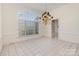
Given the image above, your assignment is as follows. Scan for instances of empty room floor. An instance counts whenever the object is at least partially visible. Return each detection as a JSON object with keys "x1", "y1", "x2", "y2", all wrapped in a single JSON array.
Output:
[{"x1": 1, "y1": 37, "x2": 79, "y2": 56}]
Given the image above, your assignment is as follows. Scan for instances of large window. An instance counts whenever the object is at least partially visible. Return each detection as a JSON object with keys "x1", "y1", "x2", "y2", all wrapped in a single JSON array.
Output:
[{"x1": 17, "y1": 10, "x2": 39, "y2": 36}]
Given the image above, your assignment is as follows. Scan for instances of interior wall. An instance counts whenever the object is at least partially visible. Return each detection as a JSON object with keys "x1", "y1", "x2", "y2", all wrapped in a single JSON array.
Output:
[
  {"x1": 2, "y1": 4, "x2": 19, "y2": 45},
  {"x1": 0, "y1": 4, "x2": 2, "y2": 53},
  {"x1": 51, "y1": 4, "x2": 79, "y2": 43},
  {"x1": 3, "y1": 3, "x2": 79, "y2": 45},
  {"x1": 2, "y1": 4, "x2": 44, "y2": 45}
]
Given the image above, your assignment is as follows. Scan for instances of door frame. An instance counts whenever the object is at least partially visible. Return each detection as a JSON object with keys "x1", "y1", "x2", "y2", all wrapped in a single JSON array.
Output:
[{"x1": 51, "y1": 19, "x2": 59, "y2": 39}]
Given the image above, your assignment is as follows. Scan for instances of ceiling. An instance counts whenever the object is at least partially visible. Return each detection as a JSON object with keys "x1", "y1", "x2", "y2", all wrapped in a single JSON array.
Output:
[{"x1": 16, "y1": 3, "x2": 68, "y2": 11}]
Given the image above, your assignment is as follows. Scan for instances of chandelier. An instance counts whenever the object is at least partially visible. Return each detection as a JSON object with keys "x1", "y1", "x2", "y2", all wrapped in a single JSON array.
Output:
[{"x1": 39, "y1": 11, "x2": 53, "y2": 25}]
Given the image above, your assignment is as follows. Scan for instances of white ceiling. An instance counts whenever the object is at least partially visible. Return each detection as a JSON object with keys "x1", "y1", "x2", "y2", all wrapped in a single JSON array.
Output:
[{"x1": 16, "y1": 3, "x2": 68, "y2": 11}]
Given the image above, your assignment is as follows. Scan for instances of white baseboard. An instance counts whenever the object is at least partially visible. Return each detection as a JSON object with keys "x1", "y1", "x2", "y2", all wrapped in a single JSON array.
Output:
[
  {"x1": 0, "y1": 37, "x2": 2, "y2": 54},
  {"x1": 3, "y1": 34, "x2": 42, "y2": 46},
  {"x1": 59, "y1": 32, "x2": 79, "y2": 44}
]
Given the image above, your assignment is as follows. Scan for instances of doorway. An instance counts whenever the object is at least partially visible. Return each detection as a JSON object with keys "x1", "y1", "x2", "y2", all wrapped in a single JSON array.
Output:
[{"x1": 52, "y1": 19, "x2": 58, "y2": 39}]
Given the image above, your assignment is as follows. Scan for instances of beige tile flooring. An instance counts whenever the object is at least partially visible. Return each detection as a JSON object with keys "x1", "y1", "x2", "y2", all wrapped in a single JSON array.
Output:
[{"x1": 1, "y1": 37, "x2": 79, "y2": 56}]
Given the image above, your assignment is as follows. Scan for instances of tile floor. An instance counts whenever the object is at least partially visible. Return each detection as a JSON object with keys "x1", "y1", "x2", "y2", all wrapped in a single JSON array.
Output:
[{"x1": 0, "y1": 37, "x2": 79, "y2": 56}]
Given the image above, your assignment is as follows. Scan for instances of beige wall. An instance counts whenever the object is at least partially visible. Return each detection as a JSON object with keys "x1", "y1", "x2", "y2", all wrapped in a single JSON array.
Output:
[
  {"x1": 0, "y1": 4, "x2": 2, "y2": 53},
  {"x1": 2, "y1": 3, "x2": 53, "y2": 45},
  {"x1": 2, "y1": 4, "x2": 43, "y2": 45},
  {"x1": 2, "y1": 3, "x2": 79, "y2": 45},
  {"x1": 52, "y1": 4, "x2": 79, "y2": 43},
  {"x1": 2, "y1": 4, "x2": 19, "y2": 45}
]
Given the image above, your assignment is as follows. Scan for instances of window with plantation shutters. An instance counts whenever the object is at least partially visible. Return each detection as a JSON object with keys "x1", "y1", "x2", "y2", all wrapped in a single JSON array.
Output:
[{"x1": 17, "y1": 10, "x2": 39, "y2": 36}]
